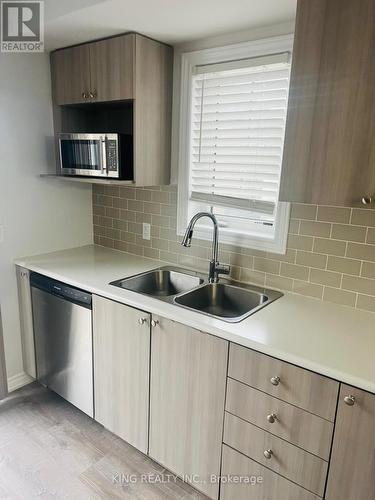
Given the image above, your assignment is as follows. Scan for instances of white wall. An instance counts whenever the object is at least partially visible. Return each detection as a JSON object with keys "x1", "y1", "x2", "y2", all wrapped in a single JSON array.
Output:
[
  {"x1": 170, "y1": 20, "x2": 296, "y2": 183},
  {"x1": 0, "y1": 52, "x2": 93, "y2": 386}
]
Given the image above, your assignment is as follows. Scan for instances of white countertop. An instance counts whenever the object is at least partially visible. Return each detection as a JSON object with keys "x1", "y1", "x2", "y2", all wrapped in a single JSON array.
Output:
[{"x1": 15, "y1": 244, "x2": 375, "y2": 393}]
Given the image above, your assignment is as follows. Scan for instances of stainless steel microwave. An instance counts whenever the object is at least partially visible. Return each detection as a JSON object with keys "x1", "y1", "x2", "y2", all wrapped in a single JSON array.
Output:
[{"x1": 58, "y1": 133, "x2": 133, "y2": 179}]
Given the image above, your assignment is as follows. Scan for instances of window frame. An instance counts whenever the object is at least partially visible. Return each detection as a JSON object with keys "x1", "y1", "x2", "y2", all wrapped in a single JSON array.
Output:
[{"x1": 177, "y1": 34, "x2": 294, "y2": 254}]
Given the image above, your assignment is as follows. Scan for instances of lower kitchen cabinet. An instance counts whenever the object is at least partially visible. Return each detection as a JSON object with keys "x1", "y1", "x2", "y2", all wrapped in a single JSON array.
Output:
[
  {"x1": 16, "y1": 266, "x2": 36, "y2": 378},
  {"x1": 225, "y1": 377, "x2": 333, "y2": 460},
  {"x1": 221, "y1": 445, "x2": 320, "y2": 500},
  {"x1": 149, "y1": 315, "x2": 228, "y2": 500},
  {"x1": 92, "y1": 295, "x2": 150, "y2": 454},
  {"x1": 0, "y1": 308, "x2": 7, "y2": 400},
  {"x1": 223, "y1": 342, "x2": 336, "y2": 499},
  {"x1": 223, "y1": 412, "x2": 328, "y2": 497},
  {"x1": 325, "y1": 384, "x2": 375, "y2": 500}
]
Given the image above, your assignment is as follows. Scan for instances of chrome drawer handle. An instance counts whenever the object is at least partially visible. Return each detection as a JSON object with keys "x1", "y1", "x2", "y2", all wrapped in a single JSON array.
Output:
[
  {"x1": 270, "y1": 376, "x2": 280, "y2": 386},
  {"x1": 361, "y1": 196, "x2": 373, "y2": 205},
  {"x1": 263, "y1": 449, "x2": 273, "y2": 459},
  {"x1": 267, "y1": 413, "x2": 277, "y2": 424},
  {"x1": 344, "y1": 395, "x2": 356, "y2": 406}
]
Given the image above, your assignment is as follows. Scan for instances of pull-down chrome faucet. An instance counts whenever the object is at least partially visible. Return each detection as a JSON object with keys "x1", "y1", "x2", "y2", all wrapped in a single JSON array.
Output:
[{"x1": 181, "y1": 212, "x2": 230, "y2": 283}]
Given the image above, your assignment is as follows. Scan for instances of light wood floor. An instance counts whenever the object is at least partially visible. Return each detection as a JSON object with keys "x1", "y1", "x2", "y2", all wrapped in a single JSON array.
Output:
[{"x1": 0, "y1": 383, "x2": 207, "y2": 500}]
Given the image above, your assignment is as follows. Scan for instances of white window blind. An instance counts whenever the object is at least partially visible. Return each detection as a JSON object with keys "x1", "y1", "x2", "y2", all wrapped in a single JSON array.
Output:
[{"x1": 190, "y1": 52, "x2": 291, "y2": 218}]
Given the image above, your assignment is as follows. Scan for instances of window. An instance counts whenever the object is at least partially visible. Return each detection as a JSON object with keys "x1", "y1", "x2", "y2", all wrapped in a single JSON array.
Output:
[{"x1": 177, "y1": 35, "x2": 293, "y2": 253}]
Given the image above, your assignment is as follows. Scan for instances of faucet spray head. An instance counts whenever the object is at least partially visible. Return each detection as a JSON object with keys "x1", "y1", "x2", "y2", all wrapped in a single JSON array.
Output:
[{"x1": 181, "y1": 228, "x2": 193, "y2": 247}]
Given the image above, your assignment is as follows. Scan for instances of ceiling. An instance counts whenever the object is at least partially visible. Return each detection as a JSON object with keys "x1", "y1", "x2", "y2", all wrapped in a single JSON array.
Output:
[{"x1": 44, "y1": 0, "x2": 297, "y2": 51}]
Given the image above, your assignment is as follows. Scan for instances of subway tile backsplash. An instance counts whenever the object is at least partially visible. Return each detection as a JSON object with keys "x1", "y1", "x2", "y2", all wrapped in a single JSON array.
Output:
[{"x1": 93, "y1": 185, "x2": 375, "y2": 313}]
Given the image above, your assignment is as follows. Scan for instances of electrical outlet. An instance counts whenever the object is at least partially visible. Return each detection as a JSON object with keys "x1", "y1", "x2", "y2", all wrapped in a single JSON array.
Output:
[{"x1": 142, "y1": 223, "x2": 151, "y2": 240}]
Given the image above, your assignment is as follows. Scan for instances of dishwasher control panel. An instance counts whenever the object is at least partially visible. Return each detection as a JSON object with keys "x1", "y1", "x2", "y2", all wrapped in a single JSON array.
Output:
[{"x1": 30, "y1": 272, "x2": 92, "y2": 308}]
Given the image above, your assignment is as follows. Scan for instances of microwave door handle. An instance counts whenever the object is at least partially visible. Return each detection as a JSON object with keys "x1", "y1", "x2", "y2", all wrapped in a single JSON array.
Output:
[
  {"x1": 100, "y1": 137, "x2": 107, "y2": 176},
  {"x1": 76, "y1": 141, "x2": 82, "y2": 171},
  {"x1": 58, "y1": 138, "x2": 64, "y2": 173},
  {"x1": 88, "y1": 140, "x2": 91, "y2": 167}
]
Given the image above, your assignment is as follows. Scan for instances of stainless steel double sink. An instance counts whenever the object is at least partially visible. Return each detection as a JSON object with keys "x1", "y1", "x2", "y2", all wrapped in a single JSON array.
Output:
[{"x1": 110, "y1": 266, "x2": 282, "y2": 323}]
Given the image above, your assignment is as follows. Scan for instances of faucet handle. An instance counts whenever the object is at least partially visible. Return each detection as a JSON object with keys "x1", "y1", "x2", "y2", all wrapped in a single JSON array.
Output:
[
  {"x1": 217, "y1": 263, "x2": 230, "y2": 274},
  {"x1": 209, "y1": 261, "x2": 230, "y2": 282},
  {"x1": 215, "y1": 263, "x2": 231, "y2": 277}
]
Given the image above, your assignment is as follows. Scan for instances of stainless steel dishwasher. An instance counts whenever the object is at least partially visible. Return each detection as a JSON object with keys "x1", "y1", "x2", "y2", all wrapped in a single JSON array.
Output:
[{"x1": 30, "y1": 272, "x2": 94, "y2": 417}]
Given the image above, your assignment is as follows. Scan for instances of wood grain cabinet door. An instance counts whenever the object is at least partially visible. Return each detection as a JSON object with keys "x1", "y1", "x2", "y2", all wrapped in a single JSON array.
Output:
[
  {"x1": 149, "y1": 315, "x2": 228, "y2": 500},
  {"x1": 325, "y1": 384, "x2": 375, "y2": 500},
  {"x1": 280, "y1": 0, "x2": 375, "y2": 206},
  {"x1": 93, "y1": 295, "x2": 150, "y2": 454},
  {"x1": 16, "y1": 266, "x2": 36, "y2": 379},
  {"x1": 133, "y1": 34, "x2": 173, "y2": 186},
  {"x1": 0, "y1": 308, "x2": 7, "y2": 400},
  {"x1": 89, "y1": 34, "x2": 134, "y2": 102},
  {"x1": 50, "y1": 45, "x2": 91, "y2": 105}
]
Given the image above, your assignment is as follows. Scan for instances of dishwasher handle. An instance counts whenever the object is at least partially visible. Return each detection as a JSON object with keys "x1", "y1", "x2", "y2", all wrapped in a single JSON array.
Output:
[{"x1": 30, "y1": 272, "x2": 92, "y2": 309}]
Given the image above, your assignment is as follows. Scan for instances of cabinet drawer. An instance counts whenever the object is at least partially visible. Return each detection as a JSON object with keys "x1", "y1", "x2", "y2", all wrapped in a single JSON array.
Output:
[
  {"x1": 226, "y1": 378, "x2": 333, "y2": 460},
  {"x1": 223, "y1": 412, "x2": 328, "y2": 496},
  {"x1": 229, "y1": 343, "x2": 339, "y2": 421},
  {"x1": 221, "y1": 445, "x2": 321, "y2": 500}
]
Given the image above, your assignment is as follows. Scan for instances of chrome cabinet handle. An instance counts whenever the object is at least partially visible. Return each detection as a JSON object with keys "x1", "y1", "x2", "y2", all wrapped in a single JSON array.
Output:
[
  {"x1": 151, "y1": 319, "x2": 159, "y2": 327},
  {"x1": 344, "y1": 395, "x2": 356, "y2": 406},
  {"x1": 361, "y1": 196, "x2": 373, "y2": 205},
  {"x1": 267, "y1": 413, "x2": 277, "y2": 424},
  {"x1": 263, "y1": 449, "x2": 273, "y2": 459},
  {"x1": 270, "y1": 376, "x2": 280, "y2": 386},
  {"x1": 81, "y1": 91, "x2": 88, "y2": 99},
  {"x1": 89, "y1": 90, "x2": 97, "y2": 99},
  {"x1": 138, "y1": 317, "x2": 147, "y2": 325}
]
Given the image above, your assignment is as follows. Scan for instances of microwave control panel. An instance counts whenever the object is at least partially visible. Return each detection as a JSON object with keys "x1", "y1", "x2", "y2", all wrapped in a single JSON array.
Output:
[{"x1": 106, "y1": 140, "x2": 119, "y2": 171}]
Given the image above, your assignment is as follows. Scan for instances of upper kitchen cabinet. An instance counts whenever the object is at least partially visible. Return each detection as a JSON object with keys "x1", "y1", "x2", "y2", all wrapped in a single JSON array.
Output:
[
  {"x1": 51, "y1": 44, "x2": 91, "y2": 105},
  {"x1": 51, "y1": 33, "x2": 134, "y2": 104},
  {"x1": 89, "y1": 34, "x2": 134, "y2": 102},
  {"x1": 280, "y1": 0, "x2": 375, "y2": 207},
  {"x1": 133, "y1": 35, "x2": 172, "y2": 185}
]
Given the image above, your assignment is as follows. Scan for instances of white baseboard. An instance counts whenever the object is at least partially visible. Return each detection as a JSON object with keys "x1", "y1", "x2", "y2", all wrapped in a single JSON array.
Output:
[{"x1": 7, "y1": 371, "x2": 34, "y2": 392}]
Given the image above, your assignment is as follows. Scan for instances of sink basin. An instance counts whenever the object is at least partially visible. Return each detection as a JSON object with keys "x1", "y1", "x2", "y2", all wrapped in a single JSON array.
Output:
[
  {"x1": 110, "y1": 267, "x2": 204, "y2": 298},
  {"x1": 174, "y1": 282, "x2": 282, "y2": 322},
  {"x1": 110, "y1": 266, "x2": 282, "y2": 322}
]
